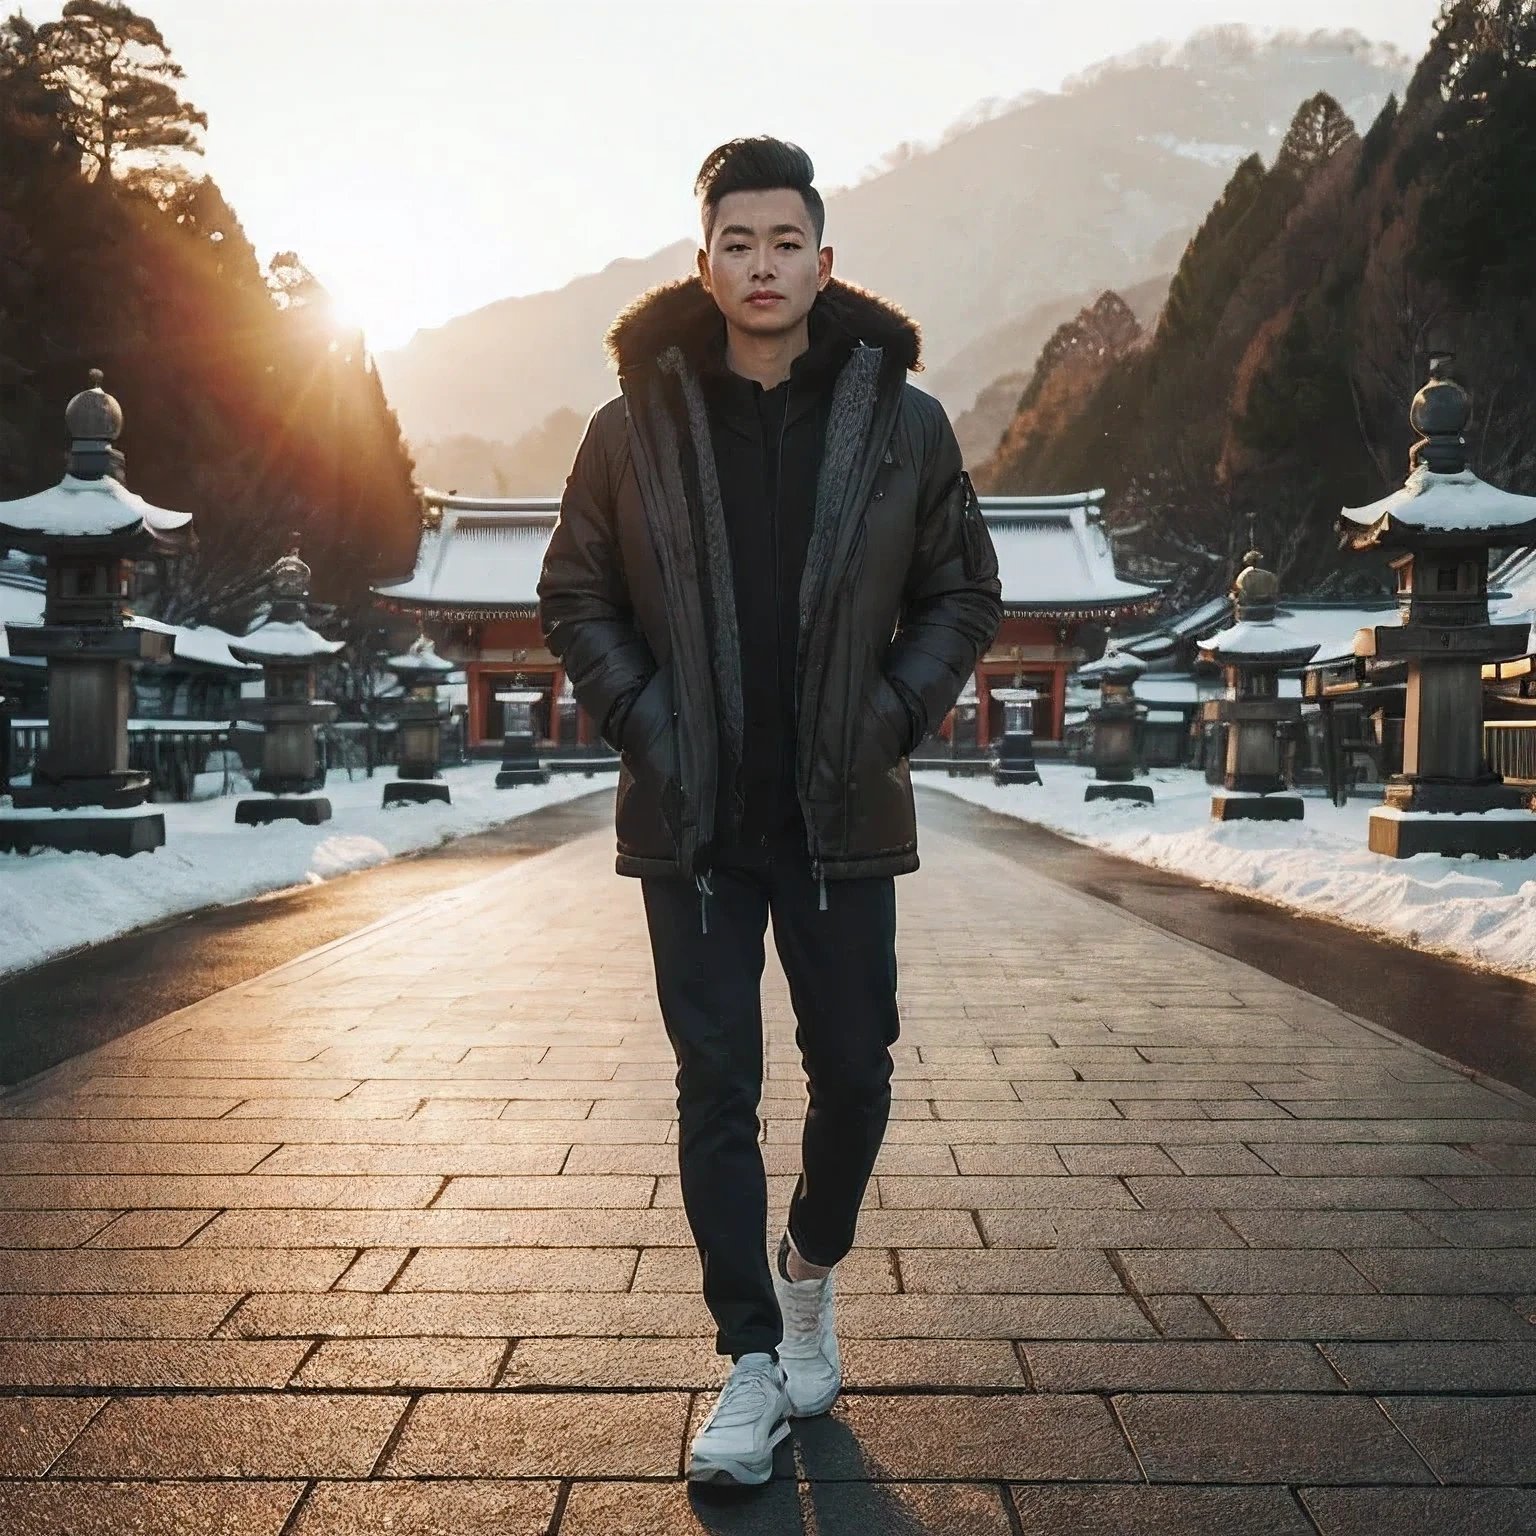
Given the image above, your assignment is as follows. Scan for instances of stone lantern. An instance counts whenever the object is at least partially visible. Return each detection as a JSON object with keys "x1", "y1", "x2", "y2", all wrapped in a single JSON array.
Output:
[
  {"x1": 379, "y1": 632, "x2": 455, "y2": 807},
  {"x1": 230, "y1": 548, "x2": 343, "y2": 825},
  {"x1": 991, "y1": 687, "x2": 1042, "y2": 785},
  {"x1": 494, "y1": 687, "x2": 550, "y2": 787},
  {"x1": 1077, "y1": 646, "x2": 1152, "y2": 803},
  {"x1": 1339, "y1": 359, "x2": 1536, "y2": 858},
  {"x1": 1199, "y1": 551, "x2": 1318, "y2": 821},
  {"x1": 0, "y1": 372, "x2": 193, "y2": 856}
]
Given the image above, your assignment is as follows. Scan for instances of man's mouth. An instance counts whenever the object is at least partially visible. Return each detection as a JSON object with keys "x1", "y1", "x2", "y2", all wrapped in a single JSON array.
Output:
[{"x1": 746, "y1": 292, "x2": 784, "y2": 306}]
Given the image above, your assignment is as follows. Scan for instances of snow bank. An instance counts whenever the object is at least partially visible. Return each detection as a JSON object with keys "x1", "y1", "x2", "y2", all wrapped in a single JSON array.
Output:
[
  {"x1": 922, "y1": 766, "x2": 1536, "y2": 981},
  {"x1": 0, "y1": 764, "x2": 605, "y2": 976}
]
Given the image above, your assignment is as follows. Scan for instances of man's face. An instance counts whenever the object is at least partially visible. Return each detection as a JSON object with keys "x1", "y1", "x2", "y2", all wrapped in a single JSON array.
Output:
[{"x1": 697, "y1": 187, "x2": 832, "y2": 337}]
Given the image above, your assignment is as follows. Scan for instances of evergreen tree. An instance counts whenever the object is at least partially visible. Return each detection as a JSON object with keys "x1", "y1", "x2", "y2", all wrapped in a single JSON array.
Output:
[{"x1": 33, "y1": 0, "x2": 206, "y2": 180}]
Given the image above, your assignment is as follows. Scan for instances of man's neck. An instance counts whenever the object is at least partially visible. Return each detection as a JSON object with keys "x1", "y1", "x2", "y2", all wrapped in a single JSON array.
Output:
[{"x1": 724, "y1": 319, "x2": 810, "y2": 390}]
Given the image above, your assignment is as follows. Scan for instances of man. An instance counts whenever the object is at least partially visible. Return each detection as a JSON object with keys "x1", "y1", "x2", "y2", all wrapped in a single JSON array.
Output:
[{"x1": 538, "y1": 137, "x2": 1001, "y2": 1487}]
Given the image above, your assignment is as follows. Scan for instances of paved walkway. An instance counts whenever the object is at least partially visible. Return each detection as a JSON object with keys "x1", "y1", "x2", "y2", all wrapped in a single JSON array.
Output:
[{"x1": 0, "y1": 796, "x2": 1532, "y2": 1534}]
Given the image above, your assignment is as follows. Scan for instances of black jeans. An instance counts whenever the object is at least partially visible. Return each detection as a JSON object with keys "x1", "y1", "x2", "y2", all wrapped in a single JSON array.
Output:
[{"x1": 641, "y1": 855, "x2": 899, "y2": 1359}]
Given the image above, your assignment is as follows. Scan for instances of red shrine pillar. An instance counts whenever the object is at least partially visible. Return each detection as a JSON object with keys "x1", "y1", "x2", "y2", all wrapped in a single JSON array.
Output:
[{"x1": 976, "y1": 669, "x2": 992, "y2": 751}]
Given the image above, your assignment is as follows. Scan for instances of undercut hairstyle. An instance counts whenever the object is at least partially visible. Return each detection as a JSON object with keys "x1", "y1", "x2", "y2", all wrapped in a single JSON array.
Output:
[{"x1": 695, "y1": 137, "x2": 826, "y2": 245}]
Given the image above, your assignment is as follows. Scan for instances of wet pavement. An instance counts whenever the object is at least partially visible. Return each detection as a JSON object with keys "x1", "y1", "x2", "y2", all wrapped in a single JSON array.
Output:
[{"x1": 0, "y1": 795, "x2": 1531, "y2": 1533}]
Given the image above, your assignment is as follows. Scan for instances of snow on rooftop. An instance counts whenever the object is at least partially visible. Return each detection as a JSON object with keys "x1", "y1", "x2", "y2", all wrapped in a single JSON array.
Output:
[
  {"x1": 130, "y1": 617, "x2": 258, "y2": 673},
  {"x1": 1342, "y1": 465, "x2": 1536, "y2": 538},
  {"x1": 0, "y1": 474, "x2": 191, "y2": 542},
  {"x1": 0, "y1": 573, "x2": 44, "y2": 662},
  {"x1": 376, "y1": 500, "x2": 558, "y2": 614},
  {"x1": 981, "y1": 495, "x2": 1157, "y2": 614},
  {"x1": 1200, "y1": 614, "x2": 1321, "y2": 666}
]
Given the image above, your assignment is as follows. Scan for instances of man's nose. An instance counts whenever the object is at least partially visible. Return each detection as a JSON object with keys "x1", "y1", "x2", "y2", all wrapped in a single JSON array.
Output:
[{"x1": 750, "y1": 252, "x2": 777, "y2": 281}]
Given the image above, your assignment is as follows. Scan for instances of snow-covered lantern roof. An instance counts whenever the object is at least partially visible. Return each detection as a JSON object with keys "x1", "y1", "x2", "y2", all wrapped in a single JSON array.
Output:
[
  {"x1": 0, "y1": 372, "x2": 193, "y2": 556},
  {"x1": 386, "y1": 632, "x2": 457, "y2": 690},
  {"x1": 228, "y1": 549, "x2": 344, "y2": 666},
  {"x1": 1076, "y1": 643, "x2": 1145, "y2": 688},
  {"x1": 1339, "y1": 361, "x2": 1536, "y2": 552},
  {"x1": 1199, "y1": 551, "x2": 1320, "y2": 670}
]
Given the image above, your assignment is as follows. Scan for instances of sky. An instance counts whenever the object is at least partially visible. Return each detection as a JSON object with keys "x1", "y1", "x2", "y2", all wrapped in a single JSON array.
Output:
[{"x1": 18, "y1": 0, "x2": 1444, "y2": 350}]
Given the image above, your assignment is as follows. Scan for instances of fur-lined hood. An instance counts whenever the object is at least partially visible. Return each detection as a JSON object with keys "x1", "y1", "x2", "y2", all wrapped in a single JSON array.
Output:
[{"x1": 606, "y1": 275, "x2": 921, "y2": 379}]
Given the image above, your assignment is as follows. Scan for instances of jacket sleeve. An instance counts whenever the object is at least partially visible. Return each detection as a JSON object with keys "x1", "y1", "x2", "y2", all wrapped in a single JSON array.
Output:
[
  {"x1": 885, "y1": 401, "x2": 1003, "y2": 749},
  {"x1": 537, "y1": 404, "x2": 657, "y2": 750}
]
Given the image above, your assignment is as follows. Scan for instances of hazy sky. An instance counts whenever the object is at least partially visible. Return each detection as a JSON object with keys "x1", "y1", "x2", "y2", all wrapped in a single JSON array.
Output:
[{"x1": 18, "y1": 1, "x2": 1443, "y2": 349}]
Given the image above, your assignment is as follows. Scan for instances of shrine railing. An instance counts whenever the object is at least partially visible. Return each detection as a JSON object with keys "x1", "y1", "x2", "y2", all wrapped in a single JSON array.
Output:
[{"x1": 1485, "y1": 719, "x2": 1536, "y2": 786}]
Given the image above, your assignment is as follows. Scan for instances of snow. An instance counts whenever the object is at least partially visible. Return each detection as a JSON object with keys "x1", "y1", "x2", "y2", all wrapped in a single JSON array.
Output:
[
  {"x1": 921, "y1": 765, "x2": 1536, "y2": 981},
  {"x1": 1342, "y1": 465, "x2": 1536, "y2": 536},
  {"x1": 1200, "y1": 616, "x2": 1319, "y2": 664},
  {"x1": 984, "y1": 498, "x2": 1157, "y2": 611},
  {"x1": 0, "y1": 762, "x2": 605, "y2": 977},
  {"x1": 0, "y1": 475, "x2": 192, "y2": 540},
  {"x1": 229, "y1": 619, "x2": 345, "y2": 661},
  {"x1": 377, "y1": 501, "x2": 557, "y2": 612}
]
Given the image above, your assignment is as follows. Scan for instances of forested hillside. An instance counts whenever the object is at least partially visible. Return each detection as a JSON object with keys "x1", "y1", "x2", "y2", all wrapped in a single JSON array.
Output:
[
  {"x1": 0, "y1": 2, "x2": 420, "y2": 629},
  {"x1": 982, "y1": 0, "x2": 1536, "y2": 608}
]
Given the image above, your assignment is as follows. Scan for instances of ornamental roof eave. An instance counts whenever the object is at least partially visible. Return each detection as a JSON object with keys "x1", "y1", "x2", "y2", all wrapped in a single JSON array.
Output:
[
  {"x1": 228, "y1": 619, "x2": 346, "y2": 663},
  {"x1": 1340, "y1": 466, "x2": 1536, "y2": 547},
  {"x1": 1199, "y1": 618, "x2": 1321, "y2": 667},
  {"x1": 0, "y1": 475, "x2": 193, "y2": 551}
]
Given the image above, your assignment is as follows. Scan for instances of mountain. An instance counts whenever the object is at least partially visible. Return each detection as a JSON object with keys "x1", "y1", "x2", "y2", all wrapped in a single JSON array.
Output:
[
  {"x1": 409, "y1": 409, "x2": 588, "y2": 498},
  {"x1": 979, "y1": 1, "x2": 1536, "y2": 607},
  {"x1": 377, "y1": 27, "x2": 1409, "y2": 449},
  {"x1": 945, "y1": 272, "x2": 1172, "y2": 465}
]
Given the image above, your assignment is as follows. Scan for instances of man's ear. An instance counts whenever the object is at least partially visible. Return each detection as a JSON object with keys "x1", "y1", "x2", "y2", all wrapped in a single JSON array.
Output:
[
  {"x1": 696, "y1": 246, "x2": 711, "y2": 292},
  {"x1": 817, "y1": 245, "x2": 834, "y2": 292}
]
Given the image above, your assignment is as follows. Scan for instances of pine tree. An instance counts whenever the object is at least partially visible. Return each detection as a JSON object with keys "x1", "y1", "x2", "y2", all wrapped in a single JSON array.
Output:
[
  {"x1": 33, "y1": 0, "x2": 206, "y2": 180},
  {"x1": 1274, "y1": 92, "x2": 1359, "y2": 176}
]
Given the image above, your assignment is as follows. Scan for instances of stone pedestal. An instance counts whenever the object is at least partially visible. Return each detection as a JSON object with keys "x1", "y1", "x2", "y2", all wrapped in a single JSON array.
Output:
[
  {"x1": 382, "y1": 779, "x2": 451, "y2": 808},
  {"x1": 234, "y1": 796, "x2": 331, "y2": 827},
  {"x1": 495, "y1": 689, "x2": 550, "y2": 787},
  {"x1": 1368, "y1": 803, "x2": 1536, "y2": 858},
  {"x1": 0, "y1": 806, "x2": 165, "y2": 855},
  {"x1": 1211, "y1": 790, "x2": 1304, "y2": 822}
]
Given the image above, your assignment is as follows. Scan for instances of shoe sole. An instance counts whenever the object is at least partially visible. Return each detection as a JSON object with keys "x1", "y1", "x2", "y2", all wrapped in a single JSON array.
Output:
[{"x1": 687, "y1": 1418, "x2": 791, "y2": 1486}]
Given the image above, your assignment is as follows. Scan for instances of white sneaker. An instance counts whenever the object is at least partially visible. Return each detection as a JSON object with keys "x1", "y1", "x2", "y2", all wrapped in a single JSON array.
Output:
[
  {"x1": 687, "y1": 1352, "x2": 791, "y2": 1486},
  {"x1": 773, "y1": 1237, "x2": 842, "y2": 1417}
]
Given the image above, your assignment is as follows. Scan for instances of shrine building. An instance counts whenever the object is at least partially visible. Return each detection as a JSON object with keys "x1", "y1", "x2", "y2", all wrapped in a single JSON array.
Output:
[{"x1": 375, "y1": 487, "x2": 1156, "y2": 755}]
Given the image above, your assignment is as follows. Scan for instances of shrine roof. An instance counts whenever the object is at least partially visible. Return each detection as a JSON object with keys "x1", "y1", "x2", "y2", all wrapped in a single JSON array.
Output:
[
  {"x1": 374, "y1": 494, "x2": 557, "y2": 618},
  {"x1": 130, "y1": 617, "x2": 259, "y2": 674},
  {"x1": 982, "y1": 492, "x2": 1159, "y2": 617},
  {"x1": 0, "y1": 474, "x2": 192, "y2": 546},
  {"x1": 0, "y1": 570, "x2": 44, "y2": 663},
  {"x1": 376, "y1": 489, "x2": 1157, "y2": 620},
  {"x1": 1200, "y1": 614, "x2": 1321, "y2": 666},
  {"x1": 1341, "y1": 465, "x2": 1536, "y2": 542}
]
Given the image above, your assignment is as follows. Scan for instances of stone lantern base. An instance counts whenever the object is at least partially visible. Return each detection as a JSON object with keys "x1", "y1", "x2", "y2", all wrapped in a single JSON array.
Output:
[
  {"x1": 1367, "y1": 805, "x2": 1536, "y2": 859},
  {"x1": 383, "y1": 780, "x2": 452, "y2": 808},
  {"x1": 1211, "y1": 791, "x2": 1305, "y2": 823},
  {"x1": 1085, "y1": 781, "x2": 1154, "y2": 805},
  {"x1": 0, "y1": 806, "x2": 164, "y2": 857},
  {"x1": 236, "y1": 795, "x2": 332, "y2": 827}
]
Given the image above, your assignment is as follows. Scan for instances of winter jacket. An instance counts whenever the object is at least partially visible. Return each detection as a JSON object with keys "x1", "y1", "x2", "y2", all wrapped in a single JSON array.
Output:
[{"x1": 536, "y1": 276, "x2": 1003, "y2": 885}]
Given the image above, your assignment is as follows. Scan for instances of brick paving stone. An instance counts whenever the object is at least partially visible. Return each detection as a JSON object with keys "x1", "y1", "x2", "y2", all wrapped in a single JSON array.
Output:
[
  {"x1": 1205, "y1": 1294, "x2": 1533, "y2": 1341},
  {"x1": 1410, "y1": 1209, "x2": 1536, "y2": 1246},
  {"x1": 292, "y1": 1337, "x2": 507, "y2": 1388},
  {"x1": 1321, "y1": 1342, "x2": 1536, "y2": 1391},
  {"x1": 1146, "y1": 1295, "x2": 1230, "y2": 1338},
  {"x1": 82, "y1": 1209, "x2": 219, "y2": 1247},
  {"x1": 1127, "y1": 1176, "x2": 1453, "y2": 1210},
  {"x1": 502, "y1": 1336, "x2": 722, "y2": 1389},
  {"x1": 0, "y1": 1396, "x2": 102, "y2": 1475},
  {"x1": 383, "y1": 1391, "x2": 688, "y2": 1477},
  {"x1": 896, "y1": 1247, "x2": 1122, "y2": 1293},
  {"x1": 1010, "y1": 1486, "x2": 1315, "y2": 1536},
  {"x1": 794, "y1": 1393, "x2": 1138, "y2": 1481},
  {"x1": 1026, "y1": 1341, "x2": 1340, "y2": 1393},
  {"x1": 0, "y1": 1481, "x2": 304, "y2": 1536},
  {"x1": 1299, "y1": 1488, "x2": 1536, "y2": 1536},
  {"x1": 557, "y1": 1479, "x2": 805, "y2": 1535},
  {"x1": 803, "y1": 1481, "x2": 1016, "y2": 1535},
  {"x1": 1345, "y1": 1247, "x2": 1536, "y2": 1292},
  {"x1": 395, "y1": 1245, "x2": 640, "y2": 1292},
  {"x1": 1380, "y1": 1396, "x2": 1536, "y2": 1484},
  {"x1": 1252, "y1": 1144, "x2": 1489, "y2": 1176},
  {"x1": 1115, "y1": 1249, "x2": 1374, "y2": 1295},
  {"x1": 1220, "y1": 1211, "x2": 1452, "y2": 1248},
  {"x1": 0, "y1": 1211, "x2": 119, "y2": 1247},
  {"x1": 0, "y1": 1340, "x2": 308, "y2": 1389},
  {"x1": 289, "y1": 1480, "x2": 559, "y2": 1536},
  {"x1": 841, "y1": 1338, "x2": 1026, "y2": 1388},
  {"x1": 0, "y1": 1293, "x2": 237, "y2": 1339},
  {"x1": 0, "y1": 1247, "x2": 352, "y2": 1294},
  {"x1": 1114, "y1": 1393, "x2": 1433, "y2": 1484},
  {"x1": 54, "y1": 1392, "x2": 406, "y2": 1478}
]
